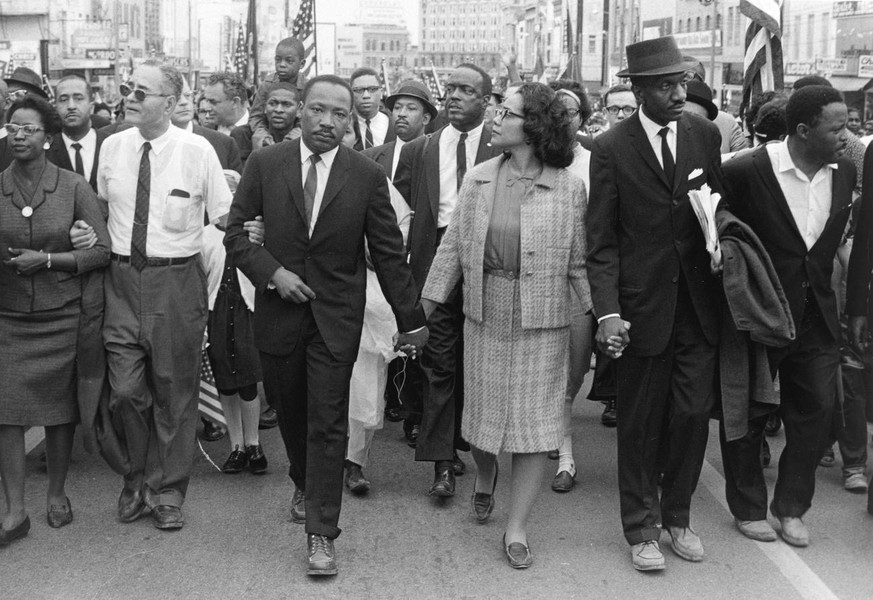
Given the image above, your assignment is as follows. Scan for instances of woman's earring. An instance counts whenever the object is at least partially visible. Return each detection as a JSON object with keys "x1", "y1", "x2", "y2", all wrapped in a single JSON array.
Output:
[{"x1": 43, "y1": 140, "x2": 51, "y2": 150}]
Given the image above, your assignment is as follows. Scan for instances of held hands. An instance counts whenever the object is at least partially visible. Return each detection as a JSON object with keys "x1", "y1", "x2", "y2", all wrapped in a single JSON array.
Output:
[
  {"x1": 270, "y1": 267, "x2": 316, "y2": 303},
  {"x1": 245, "y1": 216, "x2": 265, "y2": 245},
  {"x1": 4, "y1": 248, "x2": 48, "y2": 275},
  {"x1": 849, "y1": 316, "x2": 870, "y2": 354},
  {"x1": 393, "y1": 327, "x2": 430, "y2": 360},
  {"x1": 70, "y1": 220, "x2": 97, "y2": 250},
  {"x1": 595, "y1": 316, "x2": 631, "y2": 359}
]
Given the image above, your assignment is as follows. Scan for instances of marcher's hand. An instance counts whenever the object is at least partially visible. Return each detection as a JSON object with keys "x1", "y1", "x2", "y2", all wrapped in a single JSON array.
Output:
[
  {"x1": 245, "y1": 216, "x2": 265, "y2": 245},
  {"x1": 261, "y1": 136, "x2": 275, "y2": 147},
  {"x1": 849, "y1": 316, "x2": 869, "y2": 353},
  {"x1": 4, "y1": 248, "x2": 48, "y2": 275},
  {"x1": 595, "y1": 317, "x2": 631, "y2": 358},
  {"x1": 270, "y1": 267, "x2": 315, "y2": 303},
  {"x1": 70, "y1": 220, "x2": 97, "y2": 249},
  {"x1": 501, "y1": 48, "x2": 517, "y2": 67},
  {"x1": 223, "y1": 169, "x2": 241, "y2": 194},
  {"x1": 394, "y1": 327, "x2": 429, "y2": 359}
]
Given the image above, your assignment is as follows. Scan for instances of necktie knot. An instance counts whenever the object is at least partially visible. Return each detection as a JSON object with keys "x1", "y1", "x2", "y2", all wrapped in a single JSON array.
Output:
[
  {"x1": 658, "y1": 127, "x2": 670, "y2": 140},
  {"x1": 71, "y1": 142, "x2": 82, "y2": 151},
  {"x1": 142, "y1": 141, "x2": 152, "y2": 154},
  {"x1": 459, "y1": 132, "x2": 468, "y2": 143},
  {"x1": 310, "y1": 153, "x2": 321, "y2": 166}
]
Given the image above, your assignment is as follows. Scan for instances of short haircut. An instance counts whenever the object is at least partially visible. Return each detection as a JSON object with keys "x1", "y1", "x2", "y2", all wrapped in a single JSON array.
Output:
[
  {"x1": 55, "y1": 74, "x2": 93, "y2": 99},
  {"x1": 302, "y1": 74, "x2": 354, "y2": 108},
  {"x1": 350, "y1": 67, "x2": 380, "y2": 85},
  {"x1": 603, "y1": 83, "x2": 633, "y2": 106},
  {"x1": 792, "y1": 75, "x2": 831, "y2": 91},
  {"x1": 549, "y1": 79, "x2": 593, "y2": 123},
  {"x1": 786, "y1": 85, "x2": 844, "y2": 133},
  {"x1": 514, "y1": 82, "x2": 574, "y2": 168},
  {"x1": 93, "y1": 102, "x2": 111, "y2": 115},
  {"x1": 753, "y1": 97, "x2": 788, "y2": 143},
  {"x1": 455, "y1": 63, "x2": 492, "y2": 98},
  {"x1": 847, "y1": 107, "x2": 861, "y2": 116},
  {"x1": 7, "y1": 95, "x2": 64, "y2": 136},
  {"x1": 206, "y1": 71, "x2": 248, "y2": 104},
  {"x1": 276, "y1": 37, "x2": 305, "y2": 58},
  {"x1": 267, "y1": 81, "x2": 300, "y2": 101},
  {"x1": 141, "y1": 59, "x2": 183, "y2": 99},
  {"x1": 745, "y1": 90, "x2": 783, "y2": 135}
]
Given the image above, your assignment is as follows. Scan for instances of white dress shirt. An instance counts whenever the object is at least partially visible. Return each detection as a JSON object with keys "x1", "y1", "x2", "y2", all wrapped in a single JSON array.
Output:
[
  {"x1": 437, "y1": 121, "x2": 484, "y2": 228},
  {"x1": 98, "y1": 124, "x2": 233, "y2": 257},
  {"x1": 300, "y1": 141, "x2": 340, "y2": 236},
  {"x1": 357, "y1": 110, "x2": 390, "y2": 148},
  {"x1": 390, "y1": 138, "x2": 406, "y2": 180},
  {"x1": 62, "y1": 128, "x2": 97, "y2": 179},
  {"x1": 638, "y1": 108, "x2": 677, "y2": 170},
  {"x1": 767, "y1": 140, "x2": 835, "y2": 250}
]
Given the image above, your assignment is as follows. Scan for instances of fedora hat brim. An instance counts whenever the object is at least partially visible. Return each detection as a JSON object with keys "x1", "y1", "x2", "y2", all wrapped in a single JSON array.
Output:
[
  {"x1": 4, "y1": 78, "x2": 47, "y2": 99},
  {"x1": 616, "y1": 58, "x2": 700, "y2": 79}
]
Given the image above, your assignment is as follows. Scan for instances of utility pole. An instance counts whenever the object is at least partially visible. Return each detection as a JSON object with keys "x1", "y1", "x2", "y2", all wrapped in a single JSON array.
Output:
[{"x1": 601, "y1": 0, "x2": 609, "y2": 85}]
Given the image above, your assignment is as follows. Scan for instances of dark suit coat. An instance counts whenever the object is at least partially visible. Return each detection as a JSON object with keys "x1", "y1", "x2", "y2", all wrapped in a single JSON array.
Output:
[
  {"x1": 193, "y1": 123, "x2": 242, "y2": 173},
  {"x1": 393, "y1": 123, "x2": 502, "y2": 292},
  {"x1": 361, "y1": 140, "x2": 398, "y2": 180},
  {"x1": 230, "y1": 125, "x2": 254, "y2": 167},
  {"x1": 224, "y1": 139, "x2": 426, "y2": 363},
  {"x1": 723, "y1": 145, "x2": 856, "y2": 342},
  {"x1": 0, "y1": 137, "x2": 13, "y2": 172},
  {"x1": 847, "y1": 143, "x2": 873, "y2": 319},
  {"x1": 46, "y1": 127, "x2": 108, "y2": 191},
  {"x1": 586, "y1": 111, "x2": 724, "y2": 357},
  {"x1": 352, "y1": 107, "x2": 396, "y2": 151}
]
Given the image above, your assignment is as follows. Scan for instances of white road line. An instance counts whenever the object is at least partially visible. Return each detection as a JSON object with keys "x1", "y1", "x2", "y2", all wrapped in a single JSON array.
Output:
[
  {"x1": 25, "y1": 426, "x2": 45, "y2": 454},
  {"x1": 699, "y1": 460, "x2": 841, "y2": 600}
]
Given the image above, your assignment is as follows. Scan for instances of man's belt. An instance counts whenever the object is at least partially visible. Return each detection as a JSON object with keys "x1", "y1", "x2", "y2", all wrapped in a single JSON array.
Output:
[{"x1": 110, "y1": 252, "x2": 197, "y2": 267}]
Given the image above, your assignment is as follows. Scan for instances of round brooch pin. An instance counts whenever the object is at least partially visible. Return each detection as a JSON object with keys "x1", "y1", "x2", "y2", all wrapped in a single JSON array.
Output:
[{"x1": 21, "y1": 206, "x2": 33, "y2": 218}]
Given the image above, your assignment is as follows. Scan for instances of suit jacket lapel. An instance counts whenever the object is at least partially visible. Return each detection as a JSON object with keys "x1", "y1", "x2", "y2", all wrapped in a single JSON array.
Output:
[
  {"x1": 472, "y1": 158, "x2": 500, "y2": 251},
  {"x1": 753, "y1": 146, "x2": 807, "y2": 247},
  {"x1": 829, "y1": 163, "x2": 850, "y2": 220},
  {"x1": 673, "y1": 119, "x2": 693, "y2": 193},
  {"x1": 627, "y1": 114, "x2": 671, "y2": 190},
  {"x1": 283, "y1": 140, "x2": 307, "y2": 226},
  {"x1": 49, "y1": 138, "x2": 74, "y2": 172},
  {"x1": 425, "y1": 128, "x2": 443, "y2": 222},
  {"x1": 475, "y1": 126, "x2": 495, "y2": 164},
  {"x1": 318, "y1": 145, "x2": 349, "y2": 219}
]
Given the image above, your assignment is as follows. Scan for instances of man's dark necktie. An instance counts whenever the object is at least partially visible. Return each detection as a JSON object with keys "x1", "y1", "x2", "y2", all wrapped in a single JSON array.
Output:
[
  {"x1": 71, "y1": 142, "x2": 85, "y2": 177},
  {"x1": 304, "y1": 154, "x2": 321, "y2": 233},
  {"x1": 130, "y1": 142, "x2": 151, "y2": 270},
  {"x1": 456, "y1": 132, "x2": 468, "y2": 191},
  {"x1": 365, "y1": 118, "x2": 374, "y2": 149},
  {"x1": 658, "y1": 127, "x2": 675, "y2": 185}
]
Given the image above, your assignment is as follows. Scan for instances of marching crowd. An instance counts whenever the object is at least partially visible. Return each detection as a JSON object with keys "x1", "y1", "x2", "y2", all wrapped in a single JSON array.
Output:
[{"x1": 0, "y1": 32, "x2": 872, "y2": 580}]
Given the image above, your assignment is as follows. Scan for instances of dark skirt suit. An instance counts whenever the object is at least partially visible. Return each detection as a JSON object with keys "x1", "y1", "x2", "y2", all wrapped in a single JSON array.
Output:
[{"x1": 0, "y1": 163, "x2": 110, "y2": 425}]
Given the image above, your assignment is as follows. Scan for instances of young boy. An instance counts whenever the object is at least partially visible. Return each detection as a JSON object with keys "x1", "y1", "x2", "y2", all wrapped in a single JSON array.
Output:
[{"x1": 248, "y1": 37, "x2": 307, "y2": 148}]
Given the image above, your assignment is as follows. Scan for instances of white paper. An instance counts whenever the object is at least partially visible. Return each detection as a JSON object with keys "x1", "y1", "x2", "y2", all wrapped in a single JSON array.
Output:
[{"x1": 688, "y1": 184, "x2": 722, "y2": 272}]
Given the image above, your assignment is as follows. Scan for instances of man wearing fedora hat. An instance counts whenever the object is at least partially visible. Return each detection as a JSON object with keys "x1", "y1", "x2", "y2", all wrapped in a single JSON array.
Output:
[
  {"x1": 4, "y1": 66, "x2": 48, "y2": 101},
  {"x1": 586, "y1": 35, "x2": 725, "y2": 571}
]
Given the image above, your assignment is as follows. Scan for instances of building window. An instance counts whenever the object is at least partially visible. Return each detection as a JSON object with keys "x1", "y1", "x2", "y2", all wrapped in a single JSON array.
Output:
[
  {"x1": 820, "y1": 13, "x2": 829, "y2": 56},
  {"x1": 588, "y1": 34, "x2": 597, "y2": 53},
  {"x1": 696, "y1": 17, "x2": 701, "y2": 31}
]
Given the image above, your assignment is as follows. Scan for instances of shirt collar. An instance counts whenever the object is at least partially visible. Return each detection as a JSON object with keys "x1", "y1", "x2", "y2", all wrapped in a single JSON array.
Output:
[
  {"x1": 135, "y1": 123, "x2": 177, "y2": 155},
  {"x1": 638, "y1": 108, "x2": 677, "y2": 140},
  {"x1": 775, "y1": 139, "x2": 837, "y2": 178},
  {"x1": 446, "y1": 120, "x2": 484, "y2": 143},
  {"x1": 300, "y1": 139, "x2": 339, "y2": 171},
  {"x1": 62, "y1": 128, "x2": 96, "y2": 149},
  {"x1": 235, "y1": 110, "x2": 249, "y2": 129}
]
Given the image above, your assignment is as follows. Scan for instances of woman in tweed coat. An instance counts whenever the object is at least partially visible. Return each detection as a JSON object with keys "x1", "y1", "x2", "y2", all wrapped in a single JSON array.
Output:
[{"x1": 421, "y1": 83, "x2": 590, "y2": 569}]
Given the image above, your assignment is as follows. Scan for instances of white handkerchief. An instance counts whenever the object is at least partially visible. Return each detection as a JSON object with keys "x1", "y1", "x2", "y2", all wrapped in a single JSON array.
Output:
[{"x1": 688, "y1": 168, "x2": 703, "y2": 180}]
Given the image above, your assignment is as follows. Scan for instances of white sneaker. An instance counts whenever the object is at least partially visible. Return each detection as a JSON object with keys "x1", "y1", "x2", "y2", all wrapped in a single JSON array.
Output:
[{"x1": 844, "y1": 472, "x2": 868, "y2": 493}]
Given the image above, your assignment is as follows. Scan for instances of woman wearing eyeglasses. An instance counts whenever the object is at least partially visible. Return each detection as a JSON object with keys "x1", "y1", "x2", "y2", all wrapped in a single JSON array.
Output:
[
  {"x1": 421, "y1": 83, "x2": 590, "y2": 569},
  {"x1": 0, "y1": 95, "x2": 109, "y2": 546}
]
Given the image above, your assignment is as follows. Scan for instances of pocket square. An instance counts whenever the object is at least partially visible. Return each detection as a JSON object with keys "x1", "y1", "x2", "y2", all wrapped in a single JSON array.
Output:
[{"x1": 688, "y1": 168, "x2": 703, "y2": 180}]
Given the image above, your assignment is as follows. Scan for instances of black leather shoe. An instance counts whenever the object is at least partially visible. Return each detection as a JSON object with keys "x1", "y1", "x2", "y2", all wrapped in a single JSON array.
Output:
[
  {"x1": 430, "y1": 465, "x2": 456, "y2": 497},
  {"x1": 0, "y1": 515, "x2": 30, "y2": 547},
  {"x1": 503, "y1": 534, "x2": 533, "y2": 569},
  {"x1": 452, "y1": 451, "x2": 466, "y2": 476},
  {"x1": 222, "y1": 446, "x2": 248, "y2": 473},
  {"x1": 246, "y1": 444, "x2": 268, "y2": 475},
  {"x1": 47, "y1": 497, "x2": 73, "y2": 528},
  {"x1": 547, "y1": 449, "x2": 559, "y2": 460},
  {"x1": 405, "y1": 422, "x2": 420, "y2": 448},
  {"x1": 117, "y1": 488, "x2": 147, "y2": 523},
  {"x1": 384, "y1": 406, "x2": 403, "y2": 422},
  {"x1": 472, "y1": 464, "x2": 498, "y2": 523},
  {"x1": 764, "y1": 414, "x2": 781, "y2": 436},
  {"x1": 600, "y1": 399, "x2": 617, "y2": 427},
  {"x1": 344, "y1": 461, "x2": 371, "y2": 494},
  {"x1": 258, "y1": 407, "x2": 278, "y2": 430},
  {"x1": 307, "y1": 534, "x2": 338, "y2": 576},
  {"x1": 290, "y1": 487, "x2": 306, "y2": 524},
  {"x1": 551, "y1": 470, "x2": 575, "y2": 493},
  {"x1": 152, "y1": 505, "x2": 184, "y2": 530},
  {"x1": 200, "y1": 418, "x2": 226, "y2": 442}
]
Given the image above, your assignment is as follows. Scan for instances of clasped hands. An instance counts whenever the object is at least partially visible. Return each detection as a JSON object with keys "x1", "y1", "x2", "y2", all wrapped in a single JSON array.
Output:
[
  {"x1": 392, "y1": 328, "x2": 429, "y2": 360},
  {"x1": 849, "y1": 316, "x2": 870, "y2": 355},
  {"x1": 595, "y1": 316, "x2": 631, "y2": 359}
]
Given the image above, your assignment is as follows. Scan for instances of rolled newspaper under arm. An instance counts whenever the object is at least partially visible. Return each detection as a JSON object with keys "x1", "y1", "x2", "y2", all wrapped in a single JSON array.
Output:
[{"x1": 688, "y1": 183, "x2": 722, "y2": 273}]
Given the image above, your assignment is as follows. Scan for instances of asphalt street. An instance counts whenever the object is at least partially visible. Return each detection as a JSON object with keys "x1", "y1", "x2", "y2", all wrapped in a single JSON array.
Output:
[{"x1": 2, "y1": 376, "x2": 872, "y2": 600}]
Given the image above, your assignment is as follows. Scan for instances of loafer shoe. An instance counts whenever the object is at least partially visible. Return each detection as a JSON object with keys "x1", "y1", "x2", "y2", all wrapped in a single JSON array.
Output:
[
  {"x1": 452, "y1": 451, "x2": 466, "y2": 476},
  {"x1": 117, "y1": 488, "x2": 147, "y2": 523},
  {"x1": 344, "y1": 461, "x2": 371, "y2": 494},
  {"x1": 200, "y1": 418, "x2": 226, "y2": 442},
  {"x1": 631, "y1": 540, "x2": 665, "y2": 571},
  {"x1": 734, "y1": 518, "x2": 777, "y2": 542},
  {"x1": 290, "y1": 487, "x2": 306, "y2": 524},
  {"x1": 246, "y1": 444, "x2": 268, "y2": 475},
  {"x1": 551, "y1": 470, "x2": 575, "y2": 493},
  {"x1": 221, "y1": 446, "x2": 248, "y2": 474},
  {"x1": 152, "y1": 505, "x2": 184, "y2": 530},
  {"x1": 258, "y1": 407, "x2": 278, "y2": 430},
  {"x1": 47, "y1": 497, "x2": 73, "y2": 529},
  {"x1": 503, "y1": 534, "x2": 533, "y2": 569},
  {"x1": 844, "y1": 472, "x2": 868, "y2": 493},
  {"x1": 777, "y1": 516, "x2": 809, "y2": 547},
  {"x1": 307, "y1": 534, "x2": 338, "y2": 576},
  {"x1": 667, "y1": 526, "x2": 704, "y2": 562},
  {"x1": 0, "y1": 515, "x2": 30, "y2": 547},
  {"x1": 601, "y1": 399, "x2": 617, "y2": 427},
  {"x1": 471, "y1": 464, "x2": 498, "y2": 523},
  {"x1": 429, "y1": 466, "x2": 455, "y2": 497}
]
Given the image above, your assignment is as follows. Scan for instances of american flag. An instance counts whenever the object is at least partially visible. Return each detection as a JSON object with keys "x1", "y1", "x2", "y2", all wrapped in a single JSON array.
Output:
[
  {"x1": 421, "y1": 62, "x2": 443, "y2": 104},
  {"x1": 4, "y1": 57, "x2": 14, "y2": 78},
  {"x1": 741, "y1": 0, "x2": 784, "y2": 104},
  {"x1": 199, "y1": 348, "x2": 226, "y2": 426},
  {"x1": 292, "y1": 0, "x2": 316, "y2": 76},
  {"x1": 42, "y1": 74, "x2": 55, "y2": 102},
  {"x1": 233, "y1": 20, "x2": 249, "y2": 81}
]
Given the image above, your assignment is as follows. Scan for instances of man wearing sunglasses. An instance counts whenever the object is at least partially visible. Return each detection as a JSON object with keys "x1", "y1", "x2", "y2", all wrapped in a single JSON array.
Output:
[
  {"x1": 96, "y1": 61, "x2": 233, "y2": 532},
  {"x1": 349, "y1": 67, "x2": 395, "y2": 151}
]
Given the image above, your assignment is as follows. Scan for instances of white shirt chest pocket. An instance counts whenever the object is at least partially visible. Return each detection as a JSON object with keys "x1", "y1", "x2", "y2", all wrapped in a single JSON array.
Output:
[{"x1": 161, "y1": 188, "x2": 201, "y2": 232}]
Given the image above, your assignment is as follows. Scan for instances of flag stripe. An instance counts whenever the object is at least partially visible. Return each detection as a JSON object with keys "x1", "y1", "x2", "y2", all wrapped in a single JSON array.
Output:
[{"x1": 740, "y1": 0, "x2": 782, "y2": 36}]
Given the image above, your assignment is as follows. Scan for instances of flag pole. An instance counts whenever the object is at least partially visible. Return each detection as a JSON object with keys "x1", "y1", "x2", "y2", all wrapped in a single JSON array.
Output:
[
  {"x1": 249, "y1": 0, "x2": 259, "y2": 85},
  {"x1": 312, "y1": 0, "x2": 319, "y2": 76}
]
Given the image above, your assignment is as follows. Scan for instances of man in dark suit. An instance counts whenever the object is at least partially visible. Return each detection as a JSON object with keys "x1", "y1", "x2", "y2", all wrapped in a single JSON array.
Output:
[
  {"x1": 586, "y1": 37, "x2": 724, "y2": 572},
  {"x1": 224, "y1": 75, "x2": 428, "y2": 577},
  {"x1": 350, "y1": 67, "x2": 395, "y2": 151},
  {"x1": 721, "y1": 85, "x2": 856, "y2": 547},
  {"x1": 171, "y1": 77, "x2": 242, "y2": 174},
  {"x1": 46, "y1": 75, "x2": 107, "y2": 192},
  {"x1": 393, "y1": 63, "x2": 502, "y2": 498}
]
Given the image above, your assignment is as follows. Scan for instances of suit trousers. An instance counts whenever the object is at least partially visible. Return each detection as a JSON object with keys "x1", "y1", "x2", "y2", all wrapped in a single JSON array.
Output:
[
  {"x1": 721, "y1": 304, "x2": 838, "y2": 520},
  {"x1": 260, "y1": 306, "x2": 354, "y2": 540},
  {"x1": 103, "y1": 260, "x2": 208, "y2": 508},
  {"x1": 822, "y1": 363, "x2": 868, "y2": 474},
  {"x1": 415, "y1": 279, "x2": 465, "y2": 463},
  {"x1": 615, "y1": 282, "x2": 716, "y2": 545}
]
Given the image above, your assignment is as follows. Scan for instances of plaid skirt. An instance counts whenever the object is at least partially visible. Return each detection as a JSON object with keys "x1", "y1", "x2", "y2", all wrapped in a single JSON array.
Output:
[{"x1": 462, "y1": 273, "x2": 568, "y2": 454}]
